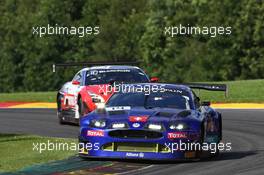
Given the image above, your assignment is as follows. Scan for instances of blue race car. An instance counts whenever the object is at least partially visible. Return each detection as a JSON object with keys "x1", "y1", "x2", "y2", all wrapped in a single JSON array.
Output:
[{"x1": 79, "y1": 83, "x2": 226, "y2": 160}]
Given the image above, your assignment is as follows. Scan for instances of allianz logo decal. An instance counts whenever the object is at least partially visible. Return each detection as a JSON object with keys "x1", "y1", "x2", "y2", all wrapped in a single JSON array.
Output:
[{"x1": 126, "y1": 152, "x2": 144, "y2": 158}]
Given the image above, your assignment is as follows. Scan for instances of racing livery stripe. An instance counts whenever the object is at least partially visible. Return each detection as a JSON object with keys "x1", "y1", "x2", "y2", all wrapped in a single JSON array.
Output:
[
  {"x1": 0, "y1": 102, "x2": 31, "y2": 108},
  {"x1": 211, "y1": 103, "x2": 264, "y2": 109},
  {"x1": 0, "y1": 102, "x2": 57, "y2": 108}
]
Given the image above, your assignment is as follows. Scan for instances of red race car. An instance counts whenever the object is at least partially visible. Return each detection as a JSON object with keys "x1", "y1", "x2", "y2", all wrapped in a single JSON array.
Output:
[{"x1": 56, "y1": 64, "x2": 157, "y2": 124}]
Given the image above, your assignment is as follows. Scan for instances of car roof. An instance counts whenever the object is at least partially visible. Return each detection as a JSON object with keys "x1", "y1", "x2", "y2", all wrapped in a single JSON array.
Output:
[{"x1": 80, "y1": 65, "x2": 141, "y2": 72}]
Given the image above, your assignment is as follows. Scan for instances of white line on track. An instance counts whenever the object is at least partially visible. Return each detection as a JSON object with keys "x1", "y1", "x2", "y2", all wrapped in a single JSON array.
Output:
[{"x1": 116, "y1": 165, "x2": 154, "y2": 175}]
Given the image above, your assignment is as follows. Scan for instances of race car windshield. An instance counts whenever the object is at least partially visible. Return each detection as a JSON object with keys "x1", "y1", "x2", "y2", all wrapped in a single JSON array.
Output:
[
  {"x1": 107, "y1": 91, "x2": 192, "y2": 110},
  {"x1": 85, "y1": 69, "x2": 149, "y2": 85}
]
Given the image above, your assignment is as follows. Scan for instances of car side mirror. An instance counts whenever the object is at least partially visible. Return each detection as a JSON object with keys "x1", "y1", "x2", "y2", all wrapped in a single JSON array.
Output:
[
  {"x1": 72, "y1": 80, "x2": 80, "y2": 85},
  {"x1": 201, "y1": 101, "x2": 211, "y2": 106},
  {"x1": 150, "y1": 77, "x2": 159, "y2": 82}
]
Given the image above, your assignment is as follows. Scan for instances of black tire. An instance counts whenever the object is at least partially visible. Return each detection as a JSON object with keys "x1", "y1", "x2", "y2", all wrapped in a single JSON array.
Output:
[
  {"x1": 58, "y1": 112, "x2": 66, "y2": 125},
  {"x1": 211, "y1": 115, "x2": 222, "y2": 158},
  {"x1": 197, "y1": 123, "x2": 205, "y2": 159},
  {"x1": 210, "y1": 114, "x2": 222, "y2": 158},
  {"x1": 218, "y1": 113, "x2": 222, "y2": 140},
  {"x1": 199, "y1": 121, "x2": 220, "y2": 159},
  {"x1": 78, "y1": 97, "x2": 85, "y2": 117},
  {"x1": 57, "y1": 94, "x2": 66, "y2": 124},
  {"x1": 78, "y1": 97, "x2": 89, "y2": 125}
]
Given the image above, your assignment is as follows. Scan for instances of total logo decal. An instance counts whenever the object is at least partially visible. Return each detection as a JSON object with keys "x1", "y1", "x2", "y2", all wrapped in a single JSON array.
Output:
[
  {"x1": 87, "y1": 130, "x2": 104, "y2": 137},
  {"x1": 126, "y1": 152, "x2": 144, "y2": 158},
  {"x1": 167, "y1": 132, "x2": 188, "y2": 139}
]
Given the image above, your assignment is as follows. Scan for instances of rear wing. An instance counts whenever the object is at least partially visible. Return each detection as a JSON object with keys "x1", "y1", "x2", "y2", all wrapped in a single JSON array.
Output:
[
  {"x1": 180, "y1": 83, "x2": 228, "y2": 97},
  {"x1": 52, "y1": 61, "x2": 141, "y2": 72}
]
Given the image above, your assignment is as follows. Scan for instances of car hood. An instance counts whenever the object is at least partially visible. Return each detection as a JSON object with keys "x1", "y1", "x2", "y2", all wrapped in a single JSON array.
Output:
[{"x1": 87, "y1": 106, "x2": 200, "y2": 124}]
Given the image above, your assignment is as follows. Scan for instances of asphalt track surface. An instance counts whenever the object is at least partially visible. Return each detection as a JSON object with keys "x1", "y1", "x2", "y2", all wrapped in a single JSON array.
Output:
[{"x1": 0, "y1": 108, "x2": 264, "y2": 175}]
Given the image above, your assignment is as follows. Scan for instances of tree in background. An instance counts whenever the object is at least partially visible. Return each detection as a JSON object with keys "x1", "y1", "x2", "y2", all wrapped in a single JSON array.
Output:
[
  {"x1": 140, "y1": 0, "x2": 264, "y2": 82},
  {"x1": 0, "y1": 0, "x2": 263, "y2": 92}
]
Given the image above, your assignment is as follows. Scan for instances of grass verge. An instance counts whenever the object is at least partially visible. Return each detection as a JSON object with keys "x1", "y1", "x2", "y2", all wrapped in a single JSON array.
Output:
[
  {"x1": 0, "y1": 134, "x2": 77, "y2": 172},
  {"x1": 0, "y1": 91, "x2": 56, "y2": 102},
  {"x1": 195, "y1": 79, "x2": 264, "y2": 103}
]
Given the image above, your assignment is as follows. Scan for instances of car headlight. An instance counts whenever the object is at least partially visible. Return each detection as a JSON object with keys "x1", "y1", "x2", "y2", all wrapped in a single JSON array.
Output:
[
  {"x1": 169, "y1": 123, "x2": 188, "y2": 130},
  {"x1": 97, "y1": 103, "x2": 105, "y2": 109},
  {"x1": 88, "y1": 91, "x2": 105, "y2": 103},
  {"x1": 90, "y1": 120, "x2": 106, "y2": 128},
  {"x1": 147, "y1": 124, "x2": 162, "y2": 131},
  {"x1": 96, "y1": 103, "x2": 106, "y2": 114},
  {"x1": 112, "y1": 123, "x2": 127, "y2": 129}
]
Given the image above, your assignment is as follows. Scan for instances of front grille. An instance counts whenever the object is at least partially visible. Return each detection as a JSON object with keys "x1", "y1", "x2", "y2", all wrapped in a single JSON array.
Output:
[
  {"x1": 108, "y1": 130, "x2": 163, "y2": 139},
  {"x1": 108, "y1": 110, "x2": 127, "y2": 115},
  {"x1": 102, "y1": 142, "x2": 170, "y2": 153}
]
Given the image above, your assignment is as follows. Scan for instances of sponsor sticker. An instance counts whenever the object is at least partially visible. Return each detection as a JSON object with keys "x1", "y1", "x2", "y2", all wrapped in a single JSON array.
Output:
[
  {"x1": 106, "y1": 106, "x2": 131, "y2": 111},
  {"x1": 63, "y1": 94, "x2": 75, "y2": 106},
  {"x1": 126, "y1": 152, "x2": 144, "y2": 158},
  {"x1": 167, "y1": 132, "x2": 188, "y2": 139},
  {"x1": 132, "y1": 123, "x2": 141, "y2": 128},
  {"x1": 129, "y1": 116, "x2": 148, "y2": 122},
  {"x1": 87, "y1": 130, "x2": 104, "y2": 137}
]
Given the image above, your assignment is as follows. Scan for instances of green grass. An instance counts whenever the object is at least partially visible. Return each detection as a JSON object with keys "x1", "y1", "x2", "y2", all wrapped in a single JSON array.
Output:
[
  {"x1": 0, "y1": 79, "x2": 263, "y2": 103},
  {"x1": 0, "y1": 91, "x2": 56, "y2": 102},
  {"x1": 0, "y1": 134, "x2": 77, "y2": 172},
  {"x1": 195, "y1": 79, "x2": 264, "y2": 103}
]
